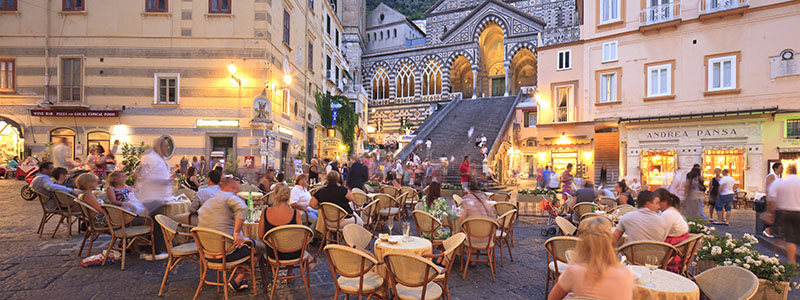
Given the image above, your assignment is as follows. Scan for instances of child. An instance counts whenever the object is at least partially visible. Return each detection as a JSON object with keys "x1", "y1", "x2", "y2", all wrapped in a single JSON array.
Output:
[{"x1": 105, "y1": 171, "x2": 147, "y2": 215}]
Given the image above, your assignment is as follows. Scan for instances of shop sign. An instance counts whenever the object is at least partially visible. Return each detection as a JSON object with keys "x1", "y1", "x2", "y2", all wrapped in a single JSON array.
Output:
[
  {"x1": 322, "y1": 137, "x2": 339, "y2": 148},
  {"x1": 196, "y1": 119, "x2": 239, "y2": 128},
  {"x1": 30, "y1": 109, "x2": 119, "y2": 117},
  {"x1": 641, "y1": 128, "x2": 743, "y2": 140},
  {"x1": 277, "y1": 125, "x2": 293, "y2": 137}
]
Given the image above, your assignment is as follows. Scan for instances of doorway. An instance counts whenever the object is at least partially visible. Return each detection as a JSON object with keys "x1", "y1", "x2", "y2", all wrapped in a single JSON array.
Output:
[
  {"x1": 209, "y1": 136, "x2": 234, "y2": 170},
  {"x1": 491, "y1": 78, "x2": 505, "y2": 96},
  {"x1": 306, "y1": 127, "x2": 314, "y2": 163},
  {"x1": 280, "y1": 141, "x2": 289, "y2": 174}
]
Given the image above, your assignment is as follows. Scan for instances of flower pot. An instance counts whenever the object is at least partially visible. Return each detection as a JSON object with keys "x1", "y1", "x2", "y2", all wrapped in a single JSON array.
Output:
[
  {"x1": 695, "y1": 260, "x2": 718, "y2": 274},
  {"x1": 752, "y1": 279, "x2": 791, "y2": 300}
]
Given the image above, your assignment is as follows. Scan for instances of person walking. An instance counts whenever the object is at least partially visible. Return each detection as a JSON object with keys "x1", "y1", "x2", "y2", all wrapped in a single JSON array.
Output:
[
  {"x1": 715, "y1": 169, "x2": 735, "y2": 225},
  {"x1": 763, "y1": 162, "x2": 783, "y2": 238},
  {"x1": 708, "y1": 168, "x2": 721, "y2": 222},
  {"x1": 179, "y1": 156, "x2": 188, "y2": 175},
  {"x1": 346, "y1": 156, "x2": 368, "y2": 191},
  {"x1": 458, "y1": 156, "x2": 471, "y2": 192},
  {"x1": 769, "y1": 164, "x2": 800, "y2": 263},
  {"x1": 560, "y1": 164, "x2": 575, "y2": 200},
  {"x1": 425, "y1": 138, "x2": 432, "y2": 160},
  {"x1": 52, "y1": 137, "x2": 76, "y2": 170},
  {"x1": 599, "y1": 164, "x2": 608, "y2": 186},
  {"x1": 683, "y1": 168, "x2": 705, "y2": 220}
]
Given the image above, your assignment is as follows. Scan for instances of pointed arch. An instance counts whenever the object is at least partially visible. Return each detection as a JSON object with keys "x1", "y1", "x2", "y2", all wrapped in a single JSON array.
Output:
[
  {"x1": 421, "y1": 58, "x2": 442, "y2": 96},
  {"x1": 371, "y1": 66, "x2": 389, "y2": 100},
  {"x1": 396, "y1": 61, "x2": 415, "y2": 98}
]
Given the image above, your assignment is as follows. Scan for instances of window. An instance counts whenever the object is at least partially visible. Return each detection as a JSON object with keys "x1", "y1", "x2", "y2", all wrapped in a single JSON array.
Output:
[
  {"x1": 708, "y1": 55, "x2": 736, "y2": 91},
  {"x1": 208, "y1": 0, "x2": 230, "y2": 13},
  {"x1": 396, "y1": 62, "x2": 414, "y2": 98},
  {"x1": 335, "y1": 30, "x2": 339, "y2": 47},
  {"x1": 372, "y1": 67, "x2": 389, "y2": 100},
  {"x1": 380, "y1": 32, "x2": 383, "y2": 40},
  {"x1": 145, "y1": 0, "x2": 167, "y2": 12},
  {"x1": 787, "y1": 119, "x2": 800, "y2": 139},
  {"x1": 283, "y1": 10, "x2": 291, "y2": 45},
  {"x1": 335, "y1": 66, "x2": 340, "y2": 85},
  {"x1": 394, "y1": 28, "x2": 397, "y2": 38},
  {"x1": 602, "y1": 41, "x2": 618, "y2": 62},
  {"x1": 557, "y1": 50, "x2": 571, "y2": 70},
  {"x1": 154, "y1": 73, "x2": 179, "y2": 104},
  {"x1": 367, "y1": 34, "x2": 370, "y2": 42},
  {"x1": 647, "y1": 64, "x2": 671, "y2": 97},
  {"x1": 421, "y1": 59, "x2": 442, "y2": 96},
  {"x1": 0, "y1": 0, "x2": 17, "y2": 11},
  {"x1": 50, "y1": 128, "x2": 76, "y2": 159},
  {"x1": 63, "y1": 0, "x2": 84, "y2": 11},
  {"x1": 87, "y1": 131, "x2": 110, "y2": 155},
  {"x1": 600, "y1": 0, "x2": 620, "y2": 23},
  {"x1": 524, "y1": 111, "x2": 538, "y2": 127},
  {"x1": 307, "y1": 42, "x2": 314, "y2": 70},
  {"x1": 60, "y1": 57, "x2": 82, "y2": 102},
  {"x1": 278, "y1": 89, "x2": 289, "y2": 114},
  {"x1": 326, "y1": 15, "x2": 331, "y2": 35},
  {"x1": 599, "y1": 72, "x2": 618, "y2": 102},
  {"x1": 308, "y1": 0, "x2": 313, "y2": 10},
  {"x1": 0, "y1": 59, "x2": 14, "y2": 92},
  {"x1": 554, "y1": 85, "x2": 574, "y2": 123}
]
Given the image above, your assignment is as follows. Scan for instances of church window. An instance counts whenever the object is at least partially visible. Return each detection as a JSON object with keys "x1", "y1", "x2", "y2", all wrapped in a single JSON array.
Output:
[
  {"x1": 396, "y1": 62, "x2": 415, "y2": 98},
  {"x1": 372, "y1": 67, "x2": 389, "y2": 100},
  {"x1": 421, "y1": 59, "x2": 441, "y2": 96}
]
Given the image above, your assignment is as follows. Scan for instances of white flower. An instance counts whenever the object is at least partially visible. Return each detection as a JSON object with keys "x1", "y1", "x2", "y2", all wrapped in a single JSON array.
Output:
[
  {"x1": 735, "y1": 259, "x2": 742, "y2": 264},
  {"x1": 724, "y1": 261, "x2": 733, "y2": 266},
  {"x1": 755, "y1": 260, "x2": 762, "y2": 266},
  {"x1": 745, "y1": 243, "x2": 752, "y2": 247},
  {"x1": 725, "y1": 233, "x2": 733, "y2": 239},
  {"x1": 780, "y1": 265, "x2": 785, "y2": 270},
  {"x1": 711, "y1": 246, "x2": 722, "y2": 255},
  {"x1": 688, "y1": 221, "x2": 696, "y2": 225},
  {"x1": 703, "y1": 246, "x2": 708, "y2": 250},
  {"x1": 743, "y1": 263, "x2": 751, "y2": 269},
  {"x1": 709, "y1": 227, "x2": 716, "y2": 231}
]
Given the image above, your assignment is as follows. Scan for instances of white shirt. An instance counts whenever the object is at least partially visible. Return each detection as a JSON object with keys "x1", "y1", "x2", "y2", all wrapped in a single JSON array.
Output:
[
  {"x1": 660, "y1": 207, "x2": 689, "y2": 237},
  {"x1": 413, "y1": 155, "x2": 420, "y2": 165},
  {"x1": 395, "y1": 162, "x2": 403, "y2": 175},
  {"x1": 289, "y1": 185, "x2": 312, "y2": 207},
  {"x1": 769, "y1": 175, "x2": 800, "y2": 212},
  {"x1": 325, "y1": 164, "x2": 333, "y2": 174},
  {"x1": 718, "y1": 176, "x2": 735, "y2": 196},
  {"x1": 425, "y1": 140, "x2": 431, "y2": 148}
]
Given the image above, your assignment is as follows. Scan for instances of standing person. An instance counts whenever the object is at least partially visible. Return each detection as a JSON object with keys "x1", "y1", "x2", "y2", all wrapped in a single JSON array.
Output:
[
  {"x1": 308, "y1": 158, "x2": 320, "y2": 184},
  {"x1": 346, "y1": 156, "x2": 368, "y2": 191},
  {"x1": 110, "y1": 139, "x2": 121, "y2": 156},
  {"x1": 715, "y1": 169, "x2": 735, "y2": 225},
  {"x1": 191, "y1": 156, "x2": 200, "y2": 175},
  {"x1": 135, "y1": 136, "x2": 174, "y2": 216},
  {"x1": 394, "y1": 159, "x2": 403, "y2": 177},
  {"x1": 458, "y1": 156, "x2": 471, "y2": 192},
  {"x1": 413, "y1": 152, "x2": 421, "y2": 165},
  {"x1": 683, "y1": 168, "x2": 705, "y2": 220},
  {"x1": 198, "y1": 156, "x2": 207, "y2": 176},
  {"x1": 769, "y1": 164, "x2": 800, "y2": 263},
  {"x1": 560, "y1": 164, "x2": 575, "y2": 200},
  {"x1": 542, "y1": 166, "x2": 554, "y2": 190},
  {"x1": 599, "y1": 164, "x2": 608, "y2": 186},
  {"x1": 708, "y1": 168, "x2": 722, "y2": 222},
  {"x1": 763, "y1": 163, "x2": 783, "y2": 238},
  {"x1": 52, "y1": 137, "x2": 76, "y2": 169},
  {"x1": 425, "y1": 138, "x2": 432, "y2": 160},
  {"x1": 92, "y1": 145, "x2": 108, "y2": 180},
  {"x1": 179, "y1": 156, "x2": 188, "y2": 175},
  {"x1": 425, "y1": 161, "x2": 435, "y2": 187}
]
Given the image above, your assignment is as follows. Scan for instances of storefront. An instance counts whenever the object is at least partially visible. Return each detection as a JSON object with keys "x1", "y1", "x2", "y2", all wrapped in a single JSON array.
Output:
[
  {"x1": 640, "y1": 150, "x2": 676, "y2": 189},
  {"x1": 537, "y1": 136, "x2": 594, "y2": 181},
  {"x1": 703, "y1": 148, "x2": 745, "y2": 187},
  {"x1": 0, "y1": 117, "x2": 24, "y2": 163}
]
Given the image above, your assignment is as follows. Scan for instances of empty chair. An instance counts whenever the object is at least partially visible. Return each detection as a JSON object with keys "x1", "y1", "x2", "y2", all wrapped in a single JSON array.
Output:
[
  {"x1": 342, "y1": 223, "x2": 374, "y2": 251},
  {"x1": 35, "y1": 191, "x2": 60, "y2": 237},
  {"x1": 384, "y1": 252, "x2": 443, "y2": 300},
  {"x1": 461, "y1": 217, "x2": 499, "y2": 282},
  {"x1": 489, "y1": 192, "x2": 510, "y2": 203},
  {"x1": 380, "y1": 185, "x2": 399, "y2": 197},
  {"x1": 154, "y1": 214, "x2": 199, "y2": 297},
  {"x1": 694, "y1": 266, "x2": 758, "y2": 300},
  {"x1": 617, "y1": 241, "x2": 678, "y2": 269},
  {"x1": 361, "y1": 200, "x2": 380, "y2": 232},
  {"x1": 614, "y1": 205, "x2": 637, "y2": 217},
  {"x1": 324, "y1": 244, "x2": 385, "y2": 300},
  {"x1": 191, "y1": 227, "x2": 259, "y2": 300},
  {"x1": 544, "y1": 236, "x2": 579, "y2": 295},
  {"x1": 555, "y1": 216, "x2": 576, "y2": 236},
  {"x1": 374, "y1": 194, "x2": 400, "y2": 231},
  {"x1": 352, "y1": 190, "x2": 370, "y2": 213},
  {"x1": 495, "y1": 209, "x2": 517, "y2": 266},
  {"x1": 101, "y1": 204, "x2": 156, "y2": 270},
  {"x1": 571, "y1": 202, "x2": 597, "y2": 219},
  {"x1": 493, "y1": 202, "x2": 518, "y2": 246}
]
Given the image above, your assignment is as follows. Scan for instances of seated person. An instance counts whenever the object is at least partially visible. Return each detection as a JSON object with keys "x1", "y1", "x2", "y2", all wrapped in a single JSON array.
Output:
[
  {"x1": 572, "y1": 181, "x2": 598, "y2": 222},
  {"x1": 615, "y1": 181, "x2": 634, "y2": 206},
  {"x1": 548, "y1": 217, "x2": 636, "y2": 300},
  {"x1": 198, "y1": 178, "x2": 266, "y2": 291},
  {"x1": 76, "y1": 173, "x2": 105, "y2": 219},
  {"x1": 310, "y1": 171, "x2": 363, "y2": 228},
  {"x1": 258, "y1": 184, "x2": 317, "y2": 269},
  {"x1": 183, "y1": 166, "x2": 200, "y2": 191},
  {"x1": 258, "y1": 169, "x2": 276, "y2": 193},
  {"x1": 30, "y1": 162, "x2": 80, "y2": 210},
  {"x1": 5, "y1": 156, "x2": 18, "y2": 178},
  {"x1": 105, "y1": 171, "x2": 146, "y2": 215},
  {"x1": 420, "y1": 182, "x2": 454, "y2": 240},
  {"x1": 271, "y1": 173, "x2": 285, "y2": 190},
  {"x1": 459, "y1": 180, "x2": 496, "y2": 224},
  {"x1": 189, "y1": 170, "x2": 222, "y2": 213},
  {"x1": 383, "y1": 171, "x2": 402, "y2": 189},
  {"x1": 288, "y1": 174, "x2": 317, "y2": 228},
  {"x1": 612, "y1": 191, "x2": 667, "y2": 245},
  {"x1": 656, "y1": 188, "x2": 690, "y2": 273}
]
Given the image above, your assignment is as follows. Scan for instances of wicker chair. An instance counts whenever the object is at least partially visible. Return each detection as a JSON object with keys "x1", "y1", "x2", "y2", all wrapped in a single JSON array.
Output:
[
  {"x1": 35, "y1": 191, "x2": 60, "y2": 237},
  {"x1": 571, "y1": 202, "x2": 597, "y2": 219},
  {"x1": 319, "y1": 203, "x2": 350, "y2": 252},
  {"x1": 324, "y1": 244, "x2": 385, "y2": 300},
  {"x1": 555, "y1": 216, "x2": 576, "y2": 236},
  {"x1": 452, "y1": 194, "x2": 464, "y2": 206},
  {"x1": 424, "y1": 233, "x2": 466, "y2": 300},
  {"x1": 579, "y1": 212, "x2": 611, "y2": 223},
  {"x1": 673, "y1": 233, "x2": 703, "y2": 277},
  {"x1": 262, "y1": 225, "x2": 314, "y2": 300},
  {"x1": 694, "y1": 265, "x2": 759, "y2": 300},
  {"x1": 175, "y1": 188, "x2": 196, "y2": 201},
  {"x1": 75, "y1": 199, "x2": 110, "y2": 257},
  {"x1": 489, "y1": 192, "x2": 510, "y2": 203},
  {"x1": 614, "y1": 205, "x2": 637, "y2": 217},
  {"x1": 597, "y1": 197, "x2": 618, "y2": 209},
  {"x1": 617, "y1": 241, "x2": 679, "y2": 269},
  {"x1": 544, "y1": 236, "x2": 579, "y2": 295},
  {"x1": 343, "y1": 223, "x2": 374, "y2": 251},
  {"x1": 52, "y1": 190, "x2": 82, "y2": 237},
  {"x1": 401, "y1": 187, "x2": 420, "y2": 218},
  {"x1": 101, "y1": 204, "x2": 155, "y2": 270},
  {"x1": 309, "y1": 186, "x2": 323, "y2": 197},
  {"x1": 412, "y1": 210, "x2": 448, "y2": 251},
  {"x1": 361, "y1": 200, "x2": 380, "y2": 233},
  {"x1": 352, "y1": 190, "x2": 370, "y2": 214},
  {"x1": 154, "y1": 214, "x2": 199, "y2": 297},
  {"x1": 190, "y1": 227, "x2": 259, "y2": 300},
  {"x1": 395, "y1": 191, "x2": 411, "y2": 219},
  {"x1": 461, "y1": 217, "x2": 499, "y2": 282},
  {"x1": 374, "y1": 194, "x2": 400, "y2": 232},
  {"x1": 493, "y1": 202, "x2": 517, "y2": 246},
  {"x1": 495, "y1": 209, "x2": 517, "y2": 266},
  {"x1": 380, "y1": 185, "x2": 399, "y2": 197},
  {"x1": 384, "y1": 252, "x2": 443, "y2": 300}
]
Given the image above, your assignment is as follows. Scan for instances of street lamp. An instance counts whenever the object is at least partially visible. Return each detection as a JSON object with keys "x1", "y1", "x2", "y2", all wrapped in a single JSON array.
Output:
[{"x1": 228, "y1": 63, "x2": 242, "y2": 116}]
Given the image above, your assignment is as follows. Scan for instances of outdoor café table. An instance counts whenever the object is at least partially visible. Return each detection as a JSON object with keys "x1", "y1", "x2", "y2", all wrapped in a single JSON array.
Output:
[
  {"x1": 374, "y1": 235, "x2": 433, "y2": 278},
  {"x1": 630, "y1": 265, "x2": 700, "y2": 300}
]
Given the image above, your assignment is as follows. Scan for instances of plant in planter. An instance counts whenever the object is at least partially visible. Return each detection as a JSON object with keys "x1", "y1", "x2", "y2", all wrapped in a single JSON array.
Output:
[
  {"x1": 685, "y1": 216, "x2": 716, "y2": 235},
  {"x1": 121, "y1": 142, "x2": 150, "y2": 186}
]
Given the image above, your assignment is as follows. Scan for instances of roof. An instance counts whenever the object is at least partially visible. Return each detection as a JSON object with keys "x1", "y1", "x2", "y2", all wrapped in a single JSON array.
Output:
[
  {"x1": 439, "y1": 0, "x2": 546, "y2": 41},
  {"x1": 366, "y1": 3, "x2": 426, "y2": 37}
]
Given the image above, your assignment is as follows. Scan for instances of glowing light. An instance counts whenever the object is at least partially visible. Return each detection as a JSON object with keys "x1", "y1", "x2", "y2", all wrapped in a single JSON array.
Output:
[
  {"x1": 339, "y1": 144, "x2": 346, "y2": 151},
  {"x1": 555, "y1": 136, "x2": 572, "y2": 145},
  {"x1": 283, "y1": 75, "x2": 292, "y2": 85},
  {"x1": 367, "y1": 125, "x2": 376, "y2": 133},
  {"x1": 534, "y1": 92, "x2": 541, "y2": 102},
  {"x1": 227, "y1": 64, "x2": 237, "y2": 75},
  {"x1": 583, "y1": 151, "x2": 593, "y2": 161},
  {"x1": 111, "y1": 124, "x2": 130, "y2": 136}
]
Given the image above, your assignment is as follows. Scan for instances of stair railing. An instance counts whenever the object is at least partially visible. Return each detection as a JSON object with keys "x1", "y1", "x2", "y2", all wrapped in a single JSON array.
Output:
[
  {"x1": 394, "y1": 93, "x2": 463, "y2": 160},
  {"x1": 486, "y1": 93, "x2": 526, "y2": 163}
]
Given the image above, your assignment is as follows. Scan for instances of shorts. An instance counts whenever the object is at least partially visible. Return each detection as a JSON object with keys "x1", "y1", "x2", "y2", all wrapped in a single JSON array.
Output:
[
  {"x1": 208, "y1": 239, "x2": 253, "y2": 263},
  {"x1": 779, "y1": 210, "x2": 800, "y2": 245},
  {"x1": 461, "y1": 182, "x2": 469, "y2": 191},
  {"x1": 715, "y1": 194, "x2": 733, "y2": 212}
]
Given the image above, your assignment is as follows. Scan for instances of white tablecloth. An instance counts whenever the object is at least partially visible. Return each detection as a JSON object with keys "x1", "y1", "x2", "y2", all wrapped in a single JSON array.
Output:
[{"x1": 630, "y1": 265, "x2": 700, "y2": 300}]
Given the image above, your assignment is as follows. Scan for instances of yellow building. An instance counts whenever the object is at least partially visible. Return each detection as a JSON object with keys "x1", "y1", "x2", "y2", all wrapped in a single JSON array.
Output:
[{"x1": 0, "y1": 0, "x2": 365, "y2": 179}]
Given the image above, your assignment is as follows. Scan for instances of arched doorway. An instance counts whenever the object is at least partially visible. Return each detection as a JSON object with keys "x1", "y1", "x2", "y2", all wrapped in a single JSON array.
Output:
[
  {"x1": 449, "y1": 55, "x2": 473, "y2": 98},
  {"x1": 478, "y1": 23, "x2": 504, "y2": 97},
  {"x1": 0, "y1": 117, "x2": 24, "y2": 163},
  {"x1": 511, "y1": 48, "x2": 537, "y2": 94},
  {"x1": 50, "y1": 128, "x2": 76, "y2": 159}
]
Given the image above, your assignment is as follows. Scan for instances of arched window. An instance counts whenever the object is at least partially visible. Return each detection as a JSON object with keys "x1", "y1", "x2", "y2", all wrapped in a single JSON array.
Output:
[
  {"x1": 396, "y1": 62, "x2": 415, "y2": 98},
  {"x1": 421, "y1": 59, "x2": 442, "y2": 96},
  {"x1": 50, "y1": 127, "x2": 76, "y2": 159},
  {"x1": 380, "y1": 32, "x2": 383, "y2": 40},
  {"x1": 371, "y1": 67, "x2": 389, "y2": 100},
  {"x1": 87, "y1": 131, "x2": 110, "y2": 155}
]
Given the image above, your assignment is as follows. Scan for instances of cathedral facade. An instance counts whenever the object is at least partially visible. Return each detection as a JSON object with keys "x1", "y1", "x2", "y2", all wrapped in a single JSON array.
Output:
[{"x1": 361, "y1": 0, "x2": 581, "y2": 142}]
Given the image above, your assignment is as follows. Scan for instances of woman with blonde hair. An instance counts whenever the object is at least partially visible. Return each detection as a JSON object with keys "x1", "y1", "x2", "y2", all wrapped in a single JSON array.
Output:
[
  {"x1": 548, "y1": 217, "x2": 635, "y2": 300},
  {"x1": 76, "y1": 173, "x2": 104, "y2": 215},
  {"x1": 258, "y1": 183, "x2": 317, "y2": 268}
]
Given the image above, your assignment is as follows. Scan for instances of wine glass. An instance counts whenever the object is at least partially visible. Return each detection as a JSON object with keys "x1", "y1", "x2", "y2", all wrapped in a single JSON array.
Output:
[
  {"x1": 387, "y1": 215, "x2": 394, "y2": 235},
  {"x1": 644, "y1": 255, "x2": 659, "y2": 287},
  {"x1": 403, "y1": 221, "x2": 411, "y2": 241}
]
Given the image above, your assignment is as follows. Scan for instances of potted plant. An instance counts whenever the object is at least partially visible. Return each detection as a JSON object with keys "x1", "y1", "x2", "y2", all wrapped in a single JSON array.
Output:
[{"x1": 518, "y1": 188, "x2": 556, "y2": 203}]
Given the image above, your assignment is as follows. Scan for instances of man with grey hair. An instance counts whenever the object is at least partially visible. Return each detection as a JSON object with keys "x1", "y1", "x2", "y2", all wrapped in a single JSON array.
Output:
[{"x1": 769, "y1": 164, "x2": 800, "y2": 263}]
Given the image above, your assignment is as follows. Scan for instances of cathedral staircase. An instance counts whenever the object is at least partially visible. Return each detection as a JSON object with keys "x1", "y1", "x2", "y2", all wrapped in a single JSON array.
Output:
[{"x1": 397, "y1": 94, "x2": 521, "y2": 185}]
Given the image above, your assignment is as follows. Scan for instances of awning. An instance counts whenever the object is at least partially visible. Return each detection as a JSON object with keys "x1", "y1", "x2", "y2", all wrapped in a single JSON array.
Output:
[
  {"x1": 619, "y1": 107, "x2": 778, "y2": 123},
  {"x1": 343, "y1": 70, "x2": 353, "y2": 81}
]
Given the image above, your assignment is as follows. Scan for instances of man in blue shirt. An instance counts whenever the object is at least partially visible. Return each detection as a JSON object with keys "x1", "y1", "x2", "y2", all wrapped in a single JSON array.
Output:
[
  {"x1": 30, "y1": 162, "x2": 80, "y2": 210},
  {"x1": 542, "y1": 166, "x2": 554, "y2": 189}
]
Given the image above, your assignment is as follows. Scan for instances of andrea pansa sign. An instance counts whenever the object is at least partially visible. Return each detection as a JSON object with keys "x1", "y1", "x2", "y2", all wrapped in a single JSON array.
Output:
[{"x1": 640, "y1": 127, "x2": 748, "y2": 141}]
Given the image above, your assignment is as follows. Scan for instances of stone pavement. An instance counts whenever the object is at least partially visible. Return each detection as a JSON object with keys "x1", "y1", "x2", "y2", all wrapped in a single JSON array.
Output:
[{"x1": 0, "y1": 179, "x2": 797, "y2": 299}]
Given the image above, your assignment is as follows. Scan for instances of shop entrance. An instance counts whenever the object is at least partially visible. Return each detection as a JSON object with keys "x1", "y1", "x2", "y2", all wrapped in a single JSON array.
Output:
[
  {"x1": 703, "y1": 149, "x2": 744, "y2": 186},
  {"x1": 209, "y1": 136, "x2": 234, "y2": 170},
  {"x1": 280, "y1": 141, "x2": 289, "y2": 174},
  {"x1": 0, "y1": 119, "x2": 23, "y2": 163},
  {"x1": 641, "y1": 150, "x2": 675, "y2": 189},
  {"x1": 551, "y1": 150, "x2": 577, "y2": 175}
]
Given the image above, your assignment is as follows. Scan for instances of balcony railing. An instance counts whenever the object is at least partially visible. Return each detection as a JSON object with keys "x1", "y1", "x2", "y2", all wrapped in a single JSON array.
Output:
[
  {"x1": 396, "y1": 96, "x2": 416, "y2": 104},
  {"x1": 699, "y1": 0, "x2": 748, "y2": 14},
  {"x1": 553, "y1": 106, "x2": 574, "y2": 123},
  {"x1": 640, "y1": 2, "x2": 681, "y2": 26},
  {"x1": 421, "y1": 94, "x2": 442, "y2": 102}
]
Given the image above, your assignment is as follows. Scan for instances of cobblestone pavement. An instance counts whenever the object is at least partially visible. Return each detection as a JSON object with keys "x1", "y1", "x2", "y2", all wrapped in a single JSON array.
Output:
[{"x1": 0, "y1": 179, "x2": 797, "y2": 299}]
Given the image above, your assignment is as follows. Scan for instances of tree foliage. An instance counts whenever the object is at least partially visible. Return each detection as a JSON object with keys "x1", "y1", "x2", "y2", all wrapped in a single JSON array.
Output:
[
  {"x1": 366, "y1": 0, "x2": 436, "y2": 20},
  {"x1": 315, "y1": 92, "x2": 358, "y2": 156}
]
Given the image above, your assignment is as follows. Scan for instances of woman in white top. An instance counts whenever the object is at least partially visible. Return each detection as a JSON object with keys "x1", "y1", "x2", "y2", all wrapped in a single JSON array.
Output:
[
  {"x1": 655, "y1": 188, "x2": 689, "y2": 273},
  {"x1": 289, "y1": 174, "x2": 317, "y2": 226}
]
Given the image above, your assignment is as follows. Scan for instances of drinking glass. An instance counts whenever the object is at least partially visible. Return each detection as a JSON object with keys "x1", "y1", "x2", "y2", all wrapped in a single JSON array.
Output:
[
  {"x1": 403, "y1": 221, "x2": 411, "y2": 241},
  {"x1": 387, "y1": 215, "x2": 394, "y2": 235},
  {"x1": 644, "y1": 255, "x2": 659, "y2": 287}
]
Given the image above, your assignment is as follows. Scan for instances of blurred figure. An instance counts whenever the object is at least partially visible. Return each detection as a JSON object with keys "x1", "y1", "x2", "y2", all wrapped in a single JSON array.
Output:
[{"x1": 135, "y1": 136, "x2": 173, "y2": 215}]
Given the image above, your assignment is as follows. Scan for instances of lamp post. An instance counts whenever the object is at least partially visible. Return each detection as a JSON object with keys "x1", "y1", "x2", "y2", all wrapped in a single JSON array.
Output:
[{"x1": 228, "y1": 63, "x2": 242, "y2": 117}]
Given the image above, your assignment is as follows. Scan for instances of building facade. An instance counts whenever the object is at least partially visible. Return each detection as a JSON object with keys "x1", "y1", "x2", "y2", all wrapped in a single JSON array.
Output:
[{"x1": 0, "y1": 0, "x2": 364, "y2": 179}]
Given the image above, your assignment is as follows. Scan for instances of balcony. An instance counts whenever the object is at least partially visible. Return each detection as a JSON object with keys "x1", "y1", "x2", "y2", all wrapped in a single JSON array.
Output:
[
  {"x1": 325, "y1": 69, "x2": 335, "y2": 83},
  {"x1": 553, "y1": 106, "x2": 575, "y2": 123},
  {"x1": 699, "y1": 0, "x2": 748, "y2": 19},
  {"x1": 639, "y1": 2, "x2": 681, "y2": 31}
]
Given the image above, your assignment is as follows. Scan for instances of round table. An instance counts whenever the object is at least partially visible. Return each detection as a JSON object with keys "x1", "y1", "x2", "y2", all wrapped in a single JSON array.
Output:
[
  {"x1": 630, "y1": 265, "x2": 700, "y2": 300},
  {"x1": 374, "y1": 235, "x2": 432, "y2": 278},
  {"x1": 162, "y1": 201, "x2": 190, "y2": 218}
]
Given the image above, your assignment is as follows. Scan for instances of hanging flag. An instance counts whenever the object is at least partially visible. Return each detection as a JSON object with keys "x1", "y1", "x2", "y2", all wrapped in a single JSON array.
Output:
[{"x1": 330, "y1": 102, "x2": 343, "y2": 126}]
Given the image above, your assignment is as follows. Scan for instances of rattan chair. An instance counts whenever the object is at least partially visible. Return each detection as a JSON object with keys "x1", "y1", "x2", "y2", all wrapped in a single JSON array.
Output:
[
  {"x1": 489, "y1": 192, "x2": 510, "y2": 203},
  {"x1": 544, "y1": 236, "x2": 579, "y2": 295},
  {"x1": 395, "y1": 191, "x2": 411, "y2": 219},
  {"x1": 424, "y1": 233, "x2": 466, "y2": 300},
  {"x1": 343, "y1": 223, "x2": 374, "y2": 251},
  {"x1": 309, "y1": 186, "x2": 323, "y2": 197},
  {"x1": 259, "y1": 191, "x2": 274, "y2": 207},
  {"x1": 101, "y1": 204, "x2": 155, "y2": 270},
  {"x1": 614, "y1": 205, "x2": 637, "y2": 217},
  {"x1": 154, "y1": 214, "x2": 199, "y2": 297},
  {"x1": 380, "y1": 185, "x2": 399, "y2": 197},
  {"x1": 492, "y1": 202, "x2": 517, "y2": 246},
  {"x1": 571, "y1": 202, "x2": 597, "y2": 219},
  {"x1": 421, "y1": 185, "x2": 430, "y2": 196},
  {"x1": 461, "y1": 217, "x2": 499, "y2": 282},
  {"x1": 617, "y1": 241, "x2": 678, "y2": 269},
  {"x1": 384, "y1": 252, "x2": 443, "y2": 300},
  {"x1": 495, "y1": 209, "x2": 517, "y2": 266},
  {"x1": 75, "y1": 199, "x2": 110, "y2": 257},
  {"x1": 362, "y1": 200, "x2": 380, "y2": 233},
  {"x1": 352, "y1": 190, "x2": 370, "y2": 214},
  {"x1": 52, "y1": 190, "x2": 82, "y2": 237},
  {"x1": 452, "y1": 194, "x2": 464, "y2": 206},
  {"x1": 400, "y1": 187, "x2": 420, "y2": 217},
  {"x1": 694, "y1": 265, "x2": 759, "y2": 300},
  {"x1": 579, "y1": 212, "x2": 611, "y2": 223},
  {"x1": 555, "y1": 216, "x2": 576, "y2": 236},
  {"x1": 597, "y1": 197, "x2": 618, "y2": 209},
  {"x1": 191, "y1": 227, "x2": 259, "y2": 300},
  {"x1": 175, "y1": 188, "x2": 196, "y2": 201},
  {"x1": 325, "y1": 244, "x2": 385, "y2": 300},
  {"x1": 35, "y1": 191, "x2": 60, "y2": 237},
  {"x1": 262, "y1": 225, "x2": 314, "y2": 300},
  {"x1": 674, "y1": 233, "x2": 703, "y2": 277},
  {"x1": 239, "y1": 184, "x2": 261, "y2": 193},
  {"x1": 319, "y1": 203, "x2": 350, "y2": 252},
  {"x1": 374, "y1": 194, "x2": 400, "y2": 232},
  {"x1": 412, "y1": 210, "x2": 448, "y2": 250}
]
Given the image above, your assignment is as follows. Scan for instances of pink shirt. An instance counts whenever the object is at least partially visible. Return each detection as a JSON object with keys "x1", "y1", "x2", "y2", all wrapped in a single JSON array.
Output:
[{"x1": 556, "y1": 263, "x2": 635, "y2": 300}]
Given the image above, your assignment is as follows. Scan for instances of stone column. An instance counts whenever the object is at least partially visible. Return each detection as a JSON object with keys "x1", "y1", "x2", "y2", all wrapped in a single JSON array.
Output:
[
  {"x1": 441, "y1": 65, "x2": 450, "y2": 100},
  {"x1": 504, "y1": 62, "x2": 511, "y2": 97},
  {"x1": 414, "y1": 68, "x2": 422, "y2": 102},
  {"x1": 471, "y1": 66, "x2": 478, "y2": 99}
]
